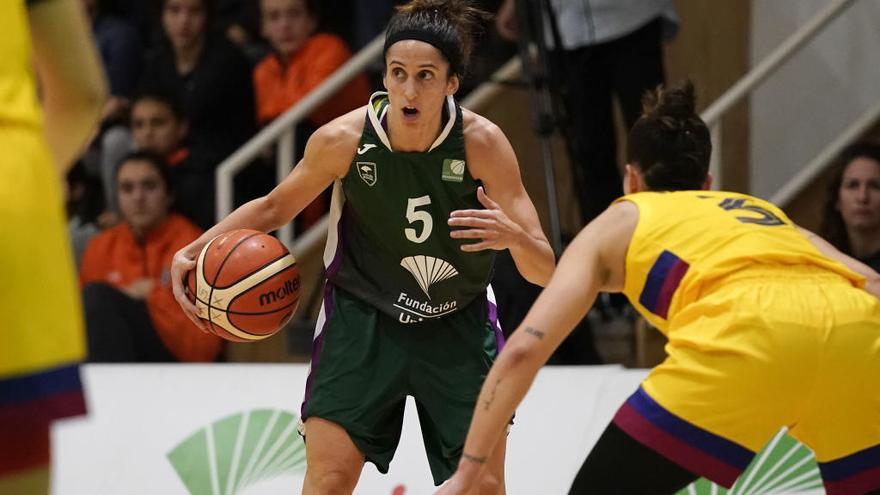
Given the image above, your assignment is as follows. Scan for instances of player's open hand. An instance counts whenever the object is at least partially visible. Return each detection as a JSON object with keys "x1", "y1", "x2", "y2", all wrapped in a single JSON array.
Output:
[
  {"x1": 449, "y1": 186, "x2": 526, "y2": 252},
  {"x1": 171, "y1": 245, "x2": 208, "y2": 332}
]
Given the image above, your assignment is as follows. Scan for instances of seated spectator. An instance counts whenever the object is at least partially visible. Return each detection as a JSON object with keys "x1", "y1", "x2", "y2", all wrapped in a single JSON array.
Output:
[
  {"x1": 254, "y1": 0, "x2": 371, "y2": 229},
  {"x1": 130, "y1": 92, "x2": 224, "y2": 229},
  {"x1": 130, "y1": 92, "x2": 190, "y2": 163},
  {"x1": 254, "y1": 0, "x2": 370, "y2": 128},
  {"x1": 80, "y1": 151, "x2": 222, "y2": 362},
  {"x1": 98, "y1": 92, "x2": 224, "y2": 229},
  {"x1": 820, "y1": 141, "x2": 880, "y2": 272},
  {"x1": 141, "y1": 0, "x2": 256, "y2": 160}
]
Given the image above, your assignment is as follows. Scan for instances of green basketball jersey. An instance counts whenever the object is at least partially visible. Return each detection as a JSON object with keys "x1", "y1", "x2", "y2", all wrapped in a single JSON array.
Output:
[{"x1": 323, "y1": 92, "x2": 495, "y2": 324}]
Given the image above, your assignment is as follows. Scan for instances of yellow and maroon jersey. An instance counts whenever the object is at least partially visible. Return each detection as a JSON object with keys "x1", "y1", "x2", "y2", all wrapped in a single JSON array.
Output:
[
  {"x1": 616, "y1": 190, "x2": 864, "y2": 333},
  {"x1": 0, "y1": 1, "x2": 87, "y2": 475}
]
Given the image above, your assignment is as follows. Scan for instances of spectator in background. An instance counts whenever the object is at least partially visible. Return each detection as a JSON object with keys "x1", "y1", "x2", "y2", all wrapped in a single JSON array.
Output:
[
  {"x1": 254, "y1": 0, "x2": 371, "y2": 229},
  {"x1": 80, "y1": 151, "x2": 222, "y2": 362},
  {"x1": 130, "y1": 92, "x2": 223, "y2": 229},
  {"x1": 496, "y1": 0, "x2": 677, "y2": 225},
  {"x1": 821, "y1": 142, "x2": 880, "y2": 272},
  {"x1": 141, "y1": 0, "x2": 256, "y2": 161},
  {"x1": 95, "y1": 91, "x2": 223, "y2": 230},
  {"x1": 254, "y1": 0, "x2": 370, "y2": 128},
  {"x1": 130, "y1": 92, "x2": 189, "y2": 164}
]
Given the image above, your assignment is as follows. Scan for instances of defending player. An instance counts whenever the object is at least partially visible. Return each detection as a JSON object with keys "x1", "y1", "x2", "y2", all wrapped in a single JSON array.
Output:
[
  {"x1": 0, "y1": 0, "x2": 106, "y2": 493},
  {"x1": 438, "y1": 81, "x2": 880, "y2": 495},
  {"x1": 170, "y1": 1, "x2": 554, "y2": 493}
]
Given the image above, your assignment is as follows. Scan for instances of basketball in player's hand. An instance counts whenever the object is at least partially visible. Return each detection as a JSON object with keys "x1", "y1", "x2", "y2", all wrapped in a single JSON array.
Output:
[{"x1": 185, "y1": 229, "x2": 300, "y2": 342}]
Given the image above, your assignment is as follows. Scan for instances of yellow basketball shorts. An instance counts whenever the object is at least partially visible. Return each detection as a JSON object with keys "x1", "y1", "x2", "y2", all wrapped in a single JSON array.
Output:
[
  {"x1": 0, "y1": 130, "x2": 87, "y2": 475},
  {"x1": 613, "y1": 267, "x2": 880, "y2": 494}
]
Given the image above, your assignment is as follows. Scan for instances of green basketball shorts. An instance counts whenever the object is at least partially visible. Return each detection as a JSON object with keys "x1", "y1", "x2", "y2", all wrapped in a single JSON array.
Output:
[{"x1": 300, "y1": 284, "x2": 505, "y2": 485}]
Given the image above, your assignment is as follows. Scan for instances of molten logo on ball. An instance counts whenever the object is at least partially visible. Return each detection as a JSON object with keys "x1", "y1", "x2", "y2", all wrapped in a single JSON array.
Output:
[{"x1": 259, "y1": 278, "x2": 301, "y2": 307}]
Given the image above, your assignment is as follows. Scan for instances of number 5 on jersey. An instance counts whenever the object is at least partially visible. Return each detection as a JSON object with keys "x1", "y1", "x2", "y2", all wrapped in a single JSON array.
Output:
[{"x1": 405, "y1": 195, "x2": 433, "y2": 243}]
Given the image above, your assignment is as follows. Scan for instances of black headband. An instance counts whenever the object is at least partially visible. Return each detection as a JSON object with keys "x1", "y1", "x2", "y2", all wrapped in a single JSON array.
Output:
[{"x1": 384, "y1": 29, "x2": 462, "y2": 76}]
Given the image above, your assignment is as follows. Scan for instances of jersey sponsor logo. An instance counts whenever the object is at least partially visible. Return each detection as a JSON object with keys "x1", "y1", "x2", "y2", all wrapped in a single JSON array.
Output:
[
  {"x1": 395, "y1": 292, "x2": 458, "y2": 323},
  {"x1": 441, "y1": 159, "x2": 466, "y2": 182},
  {"x1": 357, "y1": 161, "x2": 377, "y2": 186},
  {"x1": 399, "y1": 255, "x2": 459, "y2": 298},
  {"x1": 357, "y1": 143, "x2": 377, "y2": 155}
]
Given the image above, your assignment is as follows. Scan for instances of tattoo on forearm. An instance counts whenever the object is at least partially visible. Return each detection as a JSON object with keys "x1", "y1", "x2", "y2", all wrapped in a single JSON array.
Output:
[
  {"x1": 483, "y1": 378, "x2": 501, "y2": 411},
  {"x1": 462, "y1": 452, "x2": 488, "y2": 464},
  {"x1": 525, "y1": 326, "x2": 545, "y2": 340}
]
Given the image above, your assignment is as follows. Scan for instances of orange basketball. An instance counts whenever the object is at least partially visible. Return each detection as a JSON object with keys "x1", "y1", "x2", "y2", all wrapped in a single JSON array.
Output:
[{"x1": 185, "y1": 229, "x2": 300, "y2": 342}]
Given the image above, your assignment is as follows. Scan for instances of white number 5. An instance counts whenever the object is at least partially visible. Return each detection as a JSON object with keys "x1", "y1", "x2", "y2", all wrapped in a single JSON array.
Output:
[{"x1": 405, "y1": 195, "x2": 433, "y2": 243}]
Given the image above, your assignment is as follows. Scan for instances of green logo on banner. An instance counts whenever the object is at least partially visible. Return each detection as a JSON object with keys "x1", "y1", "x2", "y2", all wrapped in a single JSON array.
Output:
[
  {"x1": 167, "y1": 409, "x2": 306, "y2": 495},
  {"x1": 441, "y1": 159, "x2": 466, "y2": 182},
  {"x1": 676, "y1": 431, "x2": 823, "y2": 494}
]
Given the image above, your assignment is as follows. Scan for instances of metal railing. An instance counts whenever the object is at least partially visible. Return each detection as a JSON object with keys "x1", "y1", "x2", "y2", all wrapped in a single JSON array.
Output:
[
  {"x1": 700, "y1": 0, "x2": 857, "y2": 188},
  {"x1": 215, "y1": 34, "x2": 384, "y2": 248},
  {"x1": 771, "y1": 98, "x2": 880, "y2": 207}
]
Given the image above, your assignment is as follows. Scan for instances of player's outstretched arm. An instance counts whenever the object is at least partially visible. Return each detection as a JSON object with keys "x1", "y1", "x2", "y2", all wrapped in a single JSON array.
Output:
[
  {"x1": 453, "y1": 112, "x2": 555, "y2": 286},
  {"x1": 28, "y1": 0, "x2": 106, "y2": 172},
  {"x1": 437, "y1": 202, "x2": 637, "y2": 495},
  {"x1": 797, "y1": 226, "x2": 880, "y2": 298},
  {"x1": 170, "y1": 117, "x2": 358, "y2": 327}
]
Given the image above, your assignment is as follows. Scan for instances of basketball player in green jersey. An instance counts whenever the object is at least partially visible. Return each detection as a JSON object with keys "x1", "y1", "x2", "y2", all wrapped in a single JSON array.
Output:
[{"x1": 170, "y1": 1, "x2": 554, "y2": 493}]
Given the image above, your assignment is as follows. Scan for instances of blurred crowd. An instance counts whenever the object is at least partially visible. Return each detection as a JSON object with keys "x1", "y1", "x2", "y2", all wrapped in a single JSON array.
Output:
[{"x1": 69, "y1": 0, "x2": 880, "y2": 367}]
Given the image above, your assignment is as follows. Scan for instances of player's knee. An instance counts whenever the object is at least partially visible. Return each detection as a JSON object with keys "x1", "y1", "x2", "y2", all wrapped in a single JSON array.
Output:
[{"x1": 307, "y1": 467, "x2": 359, "y2": 495}]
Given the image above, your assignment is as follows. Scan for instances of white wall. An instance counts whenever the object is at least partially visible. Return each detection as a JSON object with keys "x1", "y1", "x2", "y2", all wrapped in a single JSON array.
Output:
[{"x1": 750, "y1": 0, "x2": 880, "y2": 199}]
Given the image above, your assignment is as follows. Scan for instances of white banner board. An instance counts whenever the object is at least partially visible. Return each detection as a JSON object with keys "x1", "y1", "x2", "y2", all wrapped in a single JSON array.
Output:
[{"x1": 52, "y1": 364, "x2": 824, "y2": 494}]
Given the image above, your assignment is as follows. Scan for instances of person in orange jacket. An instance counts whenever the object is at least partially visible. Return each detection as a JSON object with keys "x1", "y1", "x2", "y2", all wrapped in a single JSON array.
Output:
[
  {"x1": 80, "y1": 151, "x2": 222, "y2": 362},
  {"x1": 253, "y1": 0, "x2": 373, "y2": 232},
  {"x1": 253, "y1": 0, "x2": 371, "y2": 128}
]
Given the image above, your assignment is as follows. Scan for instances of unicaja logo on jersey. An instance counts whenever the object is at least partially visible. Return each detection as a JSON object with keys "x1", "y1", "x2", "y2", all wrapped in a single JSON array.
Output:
[
  {"x1": 357, "y1": 162, "x2": 377, "y2": 186},
  {"x1": 441, "y1": 159, "x2": 466, "y2": 182},
  {"x1": 400, "y1": 255, "x2": 459, "y2": 298}
]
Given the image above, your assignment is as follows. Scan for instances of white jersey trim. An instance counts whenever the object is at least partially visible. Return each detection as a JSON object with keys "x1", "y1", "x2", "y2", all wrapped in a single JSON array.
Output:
[{"x1": 366, "y1": 91, "x2": 457, "y2": 153}]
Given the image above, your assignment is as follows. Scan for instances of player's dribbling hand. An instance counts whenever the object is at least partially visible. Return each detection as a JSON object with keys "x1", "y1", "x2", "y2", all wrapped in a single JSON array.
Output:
[
  {"x1": 449, "y1": 186, "x2": 526, "y2": 252},
  {"x1": 171, "y1": 245, "x2": 208, "y2": 332}
]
